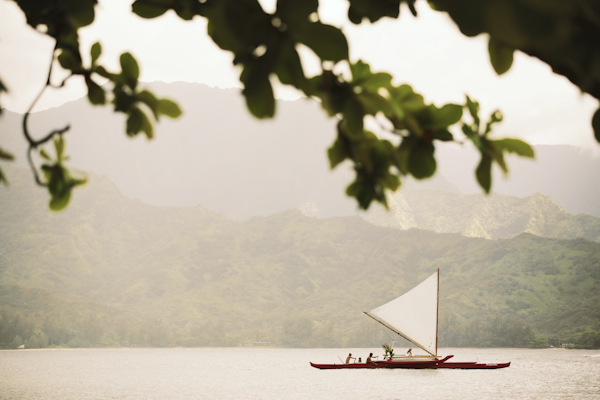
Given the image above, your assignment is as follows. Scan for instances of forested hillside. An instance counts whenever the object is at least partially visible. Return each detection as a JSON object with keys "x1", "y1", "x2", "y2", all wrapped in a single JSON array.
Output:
[{"x1": 1, "y1": 167, "x2": 599, "y2": 349}]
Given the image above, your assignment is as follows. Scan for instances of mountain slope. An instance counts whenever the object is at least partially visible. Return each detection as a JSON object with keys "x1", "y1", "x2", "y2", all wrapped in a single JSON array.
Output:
[{"x1": 1, "y1": 168, "x2": 599, "y2": 348}]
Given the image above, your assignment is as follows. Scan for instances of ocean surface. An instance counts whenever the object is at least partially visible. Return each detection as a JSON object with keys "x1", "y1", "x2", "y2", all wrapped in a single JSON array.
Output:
[{"x1": 1, "y1": 347, "x2": 599, "y2": 399}]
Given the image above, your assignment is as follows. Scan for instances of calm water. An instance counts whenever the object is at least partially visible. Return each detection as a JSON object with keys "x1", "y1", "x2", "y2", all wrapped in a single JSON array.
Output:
[{"x1": 1, "y1": 348, "x2": 599, "y2": 399}]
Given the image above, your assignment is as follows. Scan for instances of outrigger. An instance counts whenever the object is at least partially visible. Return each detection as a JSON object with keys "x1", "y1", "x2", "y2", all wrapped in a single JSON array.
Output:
[{"x1": 310, "y1": 269, "x2": 510, "y2": 370}]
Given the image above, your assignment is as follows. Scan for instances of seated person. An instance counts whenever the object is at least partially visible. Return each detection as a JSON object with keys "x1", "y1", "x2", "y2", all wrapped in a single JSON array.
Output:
[
  {"x1": 366, "y1": 353, "x2": 377, "y2": 364},
  {"x1": 345, "y1": 353, "x2": 356, "y2": 364}
]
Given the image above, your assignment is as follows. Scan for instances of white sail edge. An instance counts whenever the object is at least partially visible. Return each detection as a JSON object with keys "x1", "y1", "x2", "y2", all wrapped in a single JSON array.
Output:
[{"x1": 364, "y1": 311, "x2": 436, "y2": 357}]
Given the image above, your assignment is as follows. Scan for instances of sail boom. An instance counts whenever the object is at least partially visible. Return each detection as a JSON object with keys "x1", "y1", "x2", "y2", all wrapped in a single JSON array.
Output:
[{"x1": 364, "y1": 312, "x2": 436, "y2": 357}]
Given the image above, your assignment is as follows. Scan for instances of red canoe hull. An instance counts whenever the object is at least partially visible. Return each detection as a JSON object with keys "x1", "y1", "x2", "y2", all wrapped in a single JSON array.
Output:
[{"x1": 310, "y1": 355, "x2": 510, "y2": 370}]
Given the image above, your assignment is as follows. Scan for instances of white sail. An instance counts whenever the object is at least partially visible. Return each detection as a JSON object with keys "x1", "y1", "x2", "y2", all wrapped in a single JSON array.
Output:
[{"x1": 366, "y1": 270, "x2": 439, "y2": 356}]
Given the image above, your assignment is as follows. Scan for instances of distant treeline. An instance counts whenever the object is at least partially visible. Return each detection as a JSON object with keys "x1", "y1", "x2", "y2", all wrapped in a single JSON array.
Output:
[
  {"x1": 3, "y1": 307, "x2": 599, "y2": 350},
  {"x1": 0, "y1": 307, "x2": 173, "y2": 349},
  {"x1": 439, "y1": 314, "x2": 600, "y2": 349}
]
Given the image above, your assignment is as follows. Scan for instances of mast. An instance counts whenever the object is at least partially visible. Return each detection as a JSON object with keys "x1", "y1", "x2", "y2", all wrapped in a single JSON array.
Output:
[{"x1": 436, "y1": 268, "x2": 439, "y2": 357}]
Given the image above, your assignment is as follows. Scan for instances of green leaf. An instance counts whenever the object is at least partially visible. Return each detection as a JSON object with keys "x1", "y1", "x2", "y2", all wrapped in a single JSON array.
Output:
[
  {"x1": 113, "y1": 87, "x2": 135, "y2": 112},
  {"x1": 343, "y1": 97, "x2": 364, "y2": 135},
  {"x1": 465, "y1": 95, "x2": 480, "y2": 127},
  {"x1": 66, "y1": 1, "x2": 96, "y2": 28},
  {"x1": 157, "y1": 99, "x2": 183, "y2": 119},
  {"x1": 350, "y1": 60, "x2": 371, "y2": 82},
  {"x1": 137, "y1": 90, "x2": 159, "y2": 118},
  {"x1": 120, "y1": 53, "x2": 140, "y2": 88},
  {"x1": 408, "y1": 142, "x2": 436, "y2": 179},
  {"x1": 86, "y1": 78, "x2": 106, "y2": 105},
  {"x1": 361, "y1": 73, "x2": 392, "y2": 91},
  {"x1": 462, "y1": 124, "x2": 476, "y2": 141},
  {"x1": 41, "y1": 162, "x2": 86, "y2": 209},
  {"x1": 476, "y1": 154, "x2": 492, "y2": 194},
  {"x1": 46, "y1": 164, "x2": 68, "y2": 198},
  {"x1": 488, "y1": 38, "x2": 514, "y2": 75},
  {"x1": 58, "y1": 49, "x2": 81, "y2": 71},
  {"x1": 346, "y1": 180, "x2": 360, "y2": 197},
  {"x1": 484, "y1": 110, "x2": 503, "y2": 134},
  {"x1": 407, "y1": 0, "x2": 417, "y2": 16},
  {"x1": 346, "y1": 177, "x2": 377, "y2": 210},
  {"x1": 90, "y1": 42, "x2": 101, "y2": 65},
  {"x1": 0, "y1": 167, "x2": 7, "y2": 186},
  {"x1": 488, "y1": 142, "x2": 507, "y2": 174},
  {"x1": 49, "y1": 190, "x2": 71, "y2": 211},
  {"x1": 433, "y1": 130, "x2": 454, "y2": 141},
  {"x1": 294, "y1": 22, "x2": 348, "y2": 63},
  {"x1": 593, "y1": 107, "x2": 600, "y2": 143},
  {"x1": 396, "y1": 136, "x2": 414, "y2": 174},
  {"x1": 126, "y1": 108, "x2": 144, "y2": 136},
  {"x1": 389, "y1": 85, "x2": 425, "y2": 113},
  {"x1": 54, "y1": 136, "x2": 65, "y2": 160},
  {"x1": 431, "y1": 104, "x2": 463, "y2": 129},
  {"x1": 348, "y1": 0, "x2": 400, "y2": 24},
  {"x1": 206, "y1": 0, "x2": 270, "y2": 54},
  {"x1": 277, "y1": 0, "x2": 318, "y2": 24},
  {"x1": 173, "y1": 0, "x2": 201, "y2": 20},
  {"x1": 274, "y1": 43, "x2": 307, "y2": 92},
  {"x1": 312, "y1": 71, "x2": 352, "y2": 116},
  {"x1": 39, "y1": 149, "x2": 51, "y2": 161},
  {"x1": 241, "y1": 68, "x2": 276, "y2": 119},
  {"x1": 328, "y1": 137, "x2": 349, "y2": 169},
  {"x1": 356, "y1": 91, "x2": 393, "y2": 116},
  {"x1": 0, "y1": 77, "x2": 6, "y2": 115},
  {"x1": 381, "y1": 172, "x2": 400, "y2": 191},
  {"x1": 0, "y1": 147, "x2": 14, "y2": 161},
  {"x1": 126, "y1": 107, "x2": 154, "y2": 138},
  {"x1": 493, "y1": 138, "x2": 535, "y2": 158},
  {"x1": 139, "y1": 109, "x2": 154, "y2": 139},
  {"x1": 132, "y1": 0, "x2": 171, "y2": 18}
]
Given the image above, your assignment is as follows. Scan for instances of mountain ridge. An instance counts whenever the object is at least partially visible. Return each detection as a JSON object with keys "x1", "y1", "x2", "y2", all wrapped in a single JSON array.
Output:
[{"x1": 364, "y1": 187, "x2": 600, "y2": 242}]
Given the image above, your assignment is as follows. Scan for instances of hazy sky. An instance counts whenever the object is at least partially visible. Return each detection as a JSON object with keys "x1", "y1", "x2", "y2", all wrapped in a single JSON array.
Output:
[{"x1": 1, "y1": 0, "x2": 598, "y2": 149}]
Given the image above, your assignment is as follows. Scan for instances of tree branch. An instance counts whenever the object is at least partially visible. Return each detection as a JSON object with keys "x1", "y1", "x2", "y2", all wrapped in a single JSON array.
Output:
[{"x1": 22, "y1": 43, "x2": 72, "y2": 187}]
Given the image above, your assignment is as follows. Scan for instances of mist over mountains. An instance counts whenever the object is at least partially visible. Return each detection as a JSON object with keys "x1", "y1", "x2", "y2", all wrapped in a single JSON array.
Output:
[{"x1": 2, "y1": 82, "x2": 600, "y2": 221}]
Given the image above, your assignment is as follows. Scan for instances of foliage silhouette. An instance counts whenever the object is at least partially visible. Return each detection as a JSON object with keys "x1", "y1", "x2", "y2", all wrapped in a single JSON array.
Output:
[{"x1": 4, "y1": 0, "x2": 600, "y2": 209}]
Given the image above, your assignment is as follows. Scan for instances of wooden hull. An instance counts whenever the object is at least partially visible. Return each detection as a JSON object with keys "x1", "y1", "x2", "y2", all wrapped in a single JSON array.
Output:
[
  {"x1": 435, "y1": 361, "x2": 511, "y2": 369},
  {"x1": 310, "y1": 355, "x2": 510, "y2": 370}
]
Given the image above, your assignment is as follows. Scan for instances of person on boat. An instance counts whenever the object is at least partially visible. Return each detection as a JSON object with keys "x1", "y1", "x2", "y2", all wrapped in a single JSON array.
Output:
[
  {"x1": 345, "y1": 353, "x2": 356, "y2": 364},
  {"x1": 366, "y1": 353, "x2": 377, "y2": 364},
  {"x1": 407, "y1": 348, "x2": 412, "y2": 356},
  {"x1": 383, "y1": 343, "x2": 393, "y2": 358}
]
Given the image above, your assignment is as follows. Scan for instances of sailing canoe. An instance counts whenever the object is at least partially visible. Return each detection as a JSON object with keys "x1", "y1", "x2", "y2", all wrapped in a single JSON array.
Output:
[{"x1": 309, "y1": 269, "x2": 511, "y2": 370}]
